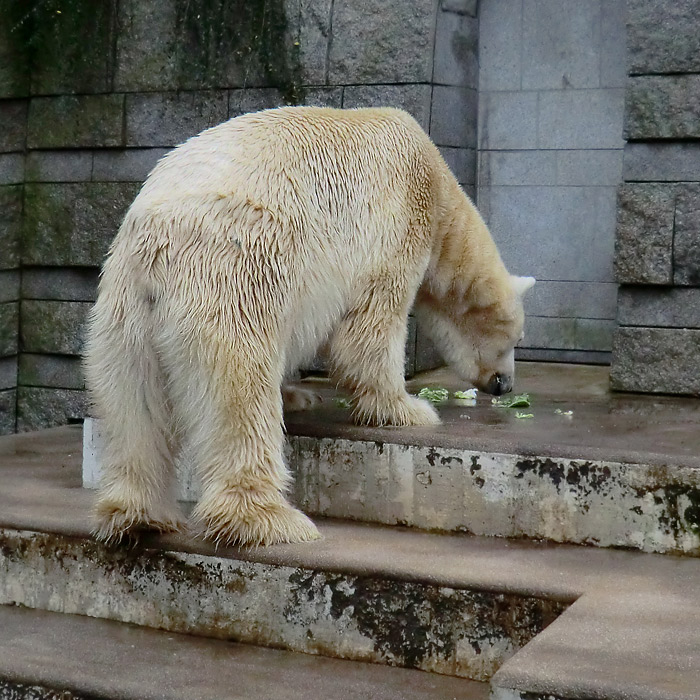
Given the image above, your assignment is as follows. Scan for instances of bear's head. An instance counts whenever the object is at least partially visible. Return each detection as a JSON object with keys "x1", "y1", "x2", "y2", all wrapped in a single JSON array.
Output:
[{"x1": 416, "y1": 274, "x2": 535, "y2": 395}]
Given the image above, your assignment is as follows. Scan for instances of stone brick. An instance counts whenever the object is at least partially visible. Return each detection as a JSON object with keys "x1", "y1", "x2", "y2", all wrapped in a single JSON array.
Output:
[
  {"x1": 343, "y1": 85, "x2": 433, "y2": 131},
  {"x1": 600, "y1": 0, "x2": 627, "y2": 88},
  {"x1": 284, "y1": 0, "x2": 333, "y2": 86},
  {"x1": 618, "y1": 287, "x2": 700, "y2": 329},
  {"x1": 0, "y1": 153, "x2": 23, "y2": 185},
  {"x1": 627, "y1": 0, "x2": 700, "y2": 75},
  {"x1": 480, "y1": 151, "x2": 556, "y2": 187},
  {"x1": 439, "y1": 147, "x2": 476, "y2": 186},
  {"x1": 0, "y1": 389, "x2": 16, "y2": 434},
  {"x1": 18, "y1": 354, "x2": 84, "y2": 390},
  {"x1": 28, "y1": 0, "x2": 118, "y2": 95},
  {"x1": 20, "y1": 301, "x2": 91, "y2": 355},
  {"x1": 21, "y1": 268, "x2": 99, "y2": 303},
  {"x1": 521, "y1": 0, "x2": 601, "y2": 90},
  {"x1": 525, "y1": 281, "x2": 617, "y2": 320},
  {"x1": 538, "y1": 89, "x2": 625, "y2": 150},
  {"x1": 433, "y1": 10, "x2": 478, "y2": 88},
  {"x1": 0, "y1": 100, "x2": 27, "y2": 152},
  {"x1": 486, "y1": 185, "x2": 616, "y2": 282},
  {"x1": 478, "y1": 92, "x2": 538, "y2": 150},
  {"x1": 626, "y1": 75, "x2": 700, "y2": 140},
  {"x1": 232, "y1": 85, "x2": 343, "y2": 115},
  {"x1": 92, "y1": 149, "x2": 170, "y2": 182},
  {"x1": 478, "y1": 0, "x2": 522, "y2": 91},
  {"x1": 16, "y1": 386, "x2": 87, "y2": 432},
  {"x1": 0, "y1": 185, "x2": 21, "y2": 270},
  {"x1": 674, "y1": 184, "x2": 700, "y2": 286},
  {"x1": 0, "y1": 270, "x2": 19, "y2": 303},
  {"x1": 431, "y1": 86, "x2": 477, "y2": 148},
  {"x1": 611, "y1": 327, "x2": 700, "y2": 397},
  {"x1": 615, "y1": 184, "x2": 675, "y2": 285},
  {"x1": 114, "y1": 0, "x2": 180, "y2": 91},
  {"x1": 516, "y1": 347, "x2": 610, "y2": 365},
  {"x1": 229, "y1": 88, "x2": 286, "y2": 118},
  {"x1": 414, "y1": 326, "x2": 443, "y2": 373},
  {"x1": 116, "y1": 0, "x2": 320, "y2": 93},
  {"x1": 126, "y1": 92, "x2": 228, "y2": 147},
  {"x1": 25, "y1": 152, "x2": 94, "y2": 183},
  {"x1": 302, "y1": 88, "x2": 344, "y2": 109},
  {"x1": 27, "y1": 95, "x2": 125, "y2": 149},
  {"x1": 0, "y1": 356, "x2": 16, "y2": 390},
  {"x1": 624, "y1": 143, "x2": 700, "y2": 183},
  {"x1": 0, "y1": 302, "x2": 18, "y2": 356},
  {"x1": 555, "y1": 150, "x2": 623, "y2": 187},
  {"x1": 0, "y1": 0, "x2": 30, "y2": 98},
  {"x1": 23, "y1": 183, "x2": 139, "y2": 267},
  {"x1": 441, "y1": 0, "x2": 477, "y2": 16},
  {"x1": 522, "y1": 317, "x2": 615, "y2": 352},
  {"x1": 328, "y1": 0, "x2": 437, "y2": 84}
]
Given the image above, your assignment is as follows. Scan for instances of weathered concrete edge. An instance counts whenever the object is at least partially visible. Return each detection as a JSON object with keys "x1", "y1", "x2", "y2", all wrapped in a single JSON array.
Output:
[
  {"x1": 490, "y1": 689, "x2": 563, "y2": 700},
  {"x1": 0, "y1": 527, "x2": 566, "y2": 683},
  {"x1": 0, "y1": 679, "x2": 93, "y2": 700},
  {"x1": 84, "y1": 421, "x2": 700, "y2": 556},
  {"x1": 284, "y1": 411, "x2": 700, "y2": 471}
]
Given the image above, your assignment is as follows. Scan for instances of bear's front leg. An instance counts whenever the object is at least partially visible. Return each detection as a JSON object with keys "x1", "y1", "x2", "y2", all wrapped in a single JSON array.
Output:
[{"x1": 330, "y1": 277, "x2": 440, "y2": 428}]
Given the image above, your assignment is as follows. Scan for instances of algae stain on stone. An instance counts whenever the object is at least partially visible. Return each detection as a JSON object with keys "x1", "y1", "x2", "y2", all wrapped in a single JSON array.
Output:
[
  {"x1": 4, "y1": 0, "x2": 118, "y2": 95},
  {"x1": 177, "y1": 0, "x2": 305, "y2": 103}
]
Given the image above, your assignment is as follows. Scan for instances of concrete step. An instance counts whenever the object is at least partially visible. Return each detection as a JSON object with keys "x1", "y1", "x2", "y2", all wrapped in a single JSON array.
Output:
[
  {"x1": 0, "y1": 605, "x2": 487, "y2": 700},
  {"x1": 3, "y1": 426, "x2": 700, "y2": 697},
  {"x1": 83, "y1": 363, "x2": 700, "y2": 555},
  {"x1": 492, "y1": 588, "x2": 700, "y2": 700}
]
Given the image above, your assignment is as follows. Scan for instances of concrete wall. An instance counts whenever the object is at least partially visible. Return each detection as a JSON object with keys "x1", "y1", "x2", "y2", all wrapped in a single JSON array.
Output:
[
  {"x1": 610, "y1": 0, "x2": 700, "y2": 396},
  {"x1": 477, "y1": 0, "x2": 626, "y2": 363},
  {"x1": 0, "y1": 0, "x2": 479, "y2": 433}
]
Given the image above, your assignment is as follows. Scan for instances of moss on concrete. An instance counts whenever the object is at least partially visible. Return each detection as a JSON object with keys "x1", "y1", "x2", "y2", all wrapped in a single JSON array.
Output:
[
  {"x1": 0, "y1": 185, "x2": 22, "y2": 270},
  {"x1": 28, "y1": 95, "x2": 125, "y2": 149},
  {"x1": 176, "y1": 0, "x2": 305, "y2": 102},
  {"x1": 1, "y1": 0, "x2": 117, "y2": 96},
  {"x1": 23, "y1": 183, "x2": 140, "y2": 267}
]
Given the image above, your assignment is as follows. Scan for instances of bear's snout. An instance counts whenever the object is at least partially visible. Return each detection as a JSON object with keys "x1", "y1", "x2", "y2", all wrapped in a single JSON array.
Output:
[{"x1": 485, "y1": 373, "x2": 512, "y2": 396}]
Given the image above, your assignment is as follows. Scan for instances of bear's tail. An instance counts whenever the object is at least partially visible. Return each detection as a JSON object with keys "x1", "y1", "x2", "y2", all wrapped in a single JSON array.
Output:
[{"x1": 84, "y1": 226, "x2": 176, "y2": 539}]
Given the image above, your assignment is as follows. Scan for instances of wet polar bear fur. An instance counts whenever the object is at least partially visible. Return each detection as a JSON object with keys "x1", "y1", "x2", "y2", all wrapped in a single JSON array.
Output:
[{"x1": 85, "y1": 106, "x2": 534, "y2": 547}]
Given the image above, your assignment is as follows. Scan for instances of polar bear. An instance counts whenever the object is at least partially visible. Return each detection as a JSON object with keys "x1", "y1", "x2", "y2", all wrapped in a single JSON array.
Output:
[{"x1": 84, "y1": 106, "x2": 534, "y2": 547}]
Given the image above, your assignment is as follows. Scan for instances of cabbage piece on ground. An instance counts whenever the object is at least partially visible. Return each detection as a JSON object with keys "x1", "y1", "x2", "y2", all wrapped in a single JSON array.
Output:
[
  {"x1": 417, "y1": 386, "x2": 450, "y2": 403},
  {"x1": 492, "y1": 393, "x2": 530, "y2": 408}
]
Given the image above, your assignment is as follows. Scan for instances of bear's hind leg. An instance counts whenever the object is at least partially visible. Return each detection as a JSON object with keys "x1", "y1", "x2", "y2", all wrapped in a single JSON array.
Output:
[
  {"x1": 163, "y1": 326, "x2": 319, "y2": 547},
  {"x1": 87, "y1": 287, "x2": 185, "y2": 544},
  {"x1": 330, "y1": 276, "x2": 440, "y2": 427},
  {"x1": 92, "y1": 413, "x2": 185, "y2": 544},
  {"x1": 191, "y1": 378, "x2": 319, "y2": 546}
]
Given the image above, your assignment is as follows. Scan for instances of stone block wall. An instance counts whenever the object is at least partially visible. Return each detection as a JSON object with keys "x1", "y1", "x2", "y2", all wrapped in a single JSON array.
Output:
[
  {"x1": 476, "y1": 0, "x2": 627, "y2": 364},
  {"x1": 0, "y1": 97, "x2": 23, "y2": 433},
  {"x1": 0, "y1": 0, "x2": 478, "y2": 433},
  {"x1": 610, "y1": 0, "x2": 700, "y2": 395}
]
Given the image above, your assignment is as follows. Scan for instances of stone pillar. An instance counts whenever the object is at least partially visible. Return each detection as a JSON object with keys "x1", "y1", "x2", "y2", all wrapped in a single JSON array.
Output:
[
  {"x1": 0, "y1": 6, "x2": 27, "y2": 434},
  {"x1": 611, "y1": 0, "x2": 700, "y2": 396}
]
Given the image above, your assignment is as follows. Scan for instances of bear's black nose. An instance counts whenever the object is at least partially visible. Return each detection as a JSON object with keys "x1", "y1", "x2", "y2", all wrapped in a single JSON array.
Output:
[{"x1": 487, "y1": 373, "x2": 512, "y2": 396}]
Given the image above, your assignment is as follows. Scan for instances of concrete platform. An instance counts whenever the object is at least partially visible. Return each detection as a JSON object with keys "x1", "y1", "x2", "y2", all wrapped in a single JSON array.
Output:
[
  {"x1": 0, "y1": 605, "x2": 487, "y2": 700},
  {"x1": 84, "y1": 362, "x2": 700, "y2": 554},
  {"x1": 3, "y1": 425, "x2": 700, "y2": 697},
  {"x1": 304, "y1": 362, "x2": 700, "y2": 468}
]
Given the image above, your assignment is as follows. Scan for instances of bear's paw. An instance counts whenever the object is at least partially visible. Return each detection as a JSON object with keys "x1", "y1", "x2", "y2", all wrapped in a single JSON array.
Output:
[
  {"x1": 353, "y1": 392, "x2": 441, "y2": 428},
  {"x1": 93, "y1": 499, "x2": 186, "y2": 545},
  {"x1": 192, "y1": 490, "x2": 321, "y2": 547}
]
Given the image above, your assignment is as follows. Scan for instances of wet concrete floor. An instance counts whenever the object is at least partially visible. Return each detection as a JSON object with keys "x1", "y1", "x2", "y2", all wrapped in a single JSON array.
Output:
[{"x1": 288, "y1": 361, "x2": 700, "y2": 469}]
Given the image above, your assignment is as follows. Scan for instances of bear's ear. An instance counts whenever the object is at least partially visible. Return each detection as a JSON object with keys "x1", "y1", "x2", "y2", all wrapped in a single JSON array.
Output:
[{"x1": 511, "y1": 275, "x2": 536, "y2": 298}]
